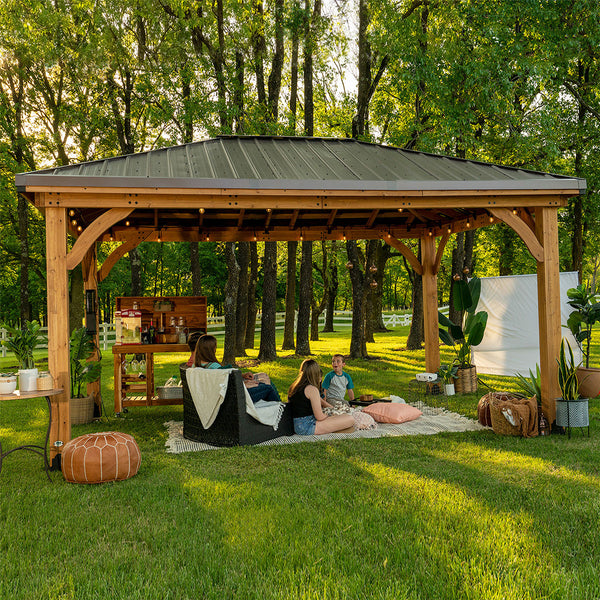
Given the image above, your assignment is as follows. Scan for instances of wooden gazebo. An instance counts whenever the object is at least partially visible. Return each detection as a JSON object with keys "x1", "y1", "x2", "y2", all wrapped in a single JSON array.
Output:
[{"x1": 15, "y1": 136, "x2": 586, "y2": 462}]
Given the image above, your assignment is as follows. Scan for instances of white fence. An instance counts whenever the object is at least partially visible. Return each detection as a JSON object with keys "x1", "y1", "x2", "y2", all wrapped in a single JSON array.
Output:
[{"x1": 1, "y1": 310, "x2": 416, "y2": 355}]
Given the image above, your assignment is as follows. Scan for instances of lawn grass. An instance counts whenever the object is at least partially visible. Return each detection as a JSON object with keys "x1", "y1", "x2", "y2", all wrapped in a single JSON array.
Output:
[{"x1": 1, "y1": 326, "x2": 599, "y2": 600}]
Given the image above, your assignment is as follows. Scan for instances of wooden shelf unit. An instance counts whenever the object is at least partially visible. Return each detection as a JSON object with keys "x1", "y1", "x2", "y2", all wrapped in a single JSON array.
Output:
[{"x1": 112, "y1": 296, "x2": 207, "y2": 414}]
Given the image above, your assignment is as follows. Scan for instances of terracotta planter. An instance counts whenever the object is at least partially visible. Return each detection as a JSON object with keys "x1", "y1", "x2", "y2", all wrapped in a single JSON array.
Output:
[{"x1": 576, "y1": 367, "x2": 600, "y2": 398}]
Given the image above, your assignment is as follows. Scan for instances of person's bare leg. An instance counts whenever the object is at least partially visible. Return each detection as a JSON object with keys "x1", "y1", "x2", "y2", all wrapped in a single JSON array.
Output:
[{"x1": 314, "y1": 414, "x2": 354, "y2": 434}]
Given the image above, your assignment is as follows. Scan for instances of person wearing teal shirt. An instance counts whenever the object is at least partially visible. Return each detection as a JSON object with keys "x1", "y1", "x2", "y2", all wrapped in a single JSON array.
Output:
[{"x1": 322, "y1": 354, "x2": 355, "y2": 405}]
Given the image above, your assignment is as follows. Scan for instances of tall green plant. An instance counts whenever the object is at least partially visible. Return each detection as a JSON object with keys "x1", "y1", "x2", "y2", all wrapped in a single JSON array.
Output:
[
  {"x1": 438, "y1": 276, "x2": 488, "y2": 367},
  {"x1": 566, "y1": 283, "x2": 600, "y2": 368},
  {"x1": 1, "y1": 320, "x2": 46, "y2": 369},
  {"x1": 70, "y1": 327, "x2": 101, "y2": 398},
  {"x1": 557, "y1": 339, "x2": 580, "y2": 402}
]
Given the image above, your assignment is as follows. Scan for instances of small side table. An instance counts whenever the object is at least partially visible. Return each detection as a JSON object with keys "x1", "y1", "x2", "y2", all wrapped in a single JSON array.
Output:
[{"x1": 0, "y1": 388, "x2": 63, "y2": 481}]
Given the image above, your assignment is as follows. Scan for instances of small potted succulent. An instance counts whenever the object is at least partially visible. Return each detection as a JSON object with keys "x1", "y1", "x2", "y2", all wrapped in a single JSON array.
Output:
[
  {"x1": 437, "y1": 363, "x2": 458, "y2": 396},
  {"x1": 1, "y1": 320, "x2": 46, "y2": 392}
]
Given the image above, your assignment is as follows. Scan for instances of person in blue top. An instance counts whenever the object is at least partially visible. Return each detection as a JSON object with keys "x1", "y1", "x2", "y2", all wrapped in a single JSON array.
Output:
[
  {"x1": 322, "y1": 354, "x2": 355, "y2": 405},
  {"x1": 193, "y1": 334, "x2": 282, "y2": 404}
]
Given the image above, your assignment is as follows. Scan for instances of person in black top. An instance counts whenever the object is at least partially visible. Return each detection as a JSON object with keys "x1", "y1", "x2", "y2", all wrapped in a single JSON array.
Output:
[{"x1": 287, "y1": 359, "x2": 354, "y2": 435}]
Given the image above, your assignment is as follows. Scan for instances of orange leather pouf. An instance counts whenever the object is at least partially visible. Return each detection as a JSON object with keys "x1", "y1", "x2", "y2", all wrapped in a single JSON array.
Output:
[{"x1": 61, "y1": 432, "x2": 141, "y2": 484}]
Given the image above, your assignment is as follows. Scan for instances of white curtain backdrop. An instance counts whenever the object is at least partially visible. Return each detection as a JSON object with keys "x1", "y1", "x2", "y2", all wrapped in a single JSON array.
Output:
[{"x1": 470, "y1": 272, "x2": 581, "y2": 376}]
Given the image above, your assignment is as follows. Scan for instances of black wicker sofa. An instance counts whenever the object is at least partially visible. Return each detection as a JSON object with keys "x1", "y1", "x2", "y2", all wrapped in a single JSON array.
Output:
[{"x1": 180, "y1": 366, "x2": 294, "y2": 446}]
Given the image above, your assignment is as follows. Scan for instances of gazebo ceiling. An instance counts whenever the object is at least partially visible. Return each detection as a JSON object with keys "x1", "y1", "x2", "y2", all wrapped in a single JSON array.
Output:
[{"x1": 16, "y1": 135, "x2": 586, "y2": 243}]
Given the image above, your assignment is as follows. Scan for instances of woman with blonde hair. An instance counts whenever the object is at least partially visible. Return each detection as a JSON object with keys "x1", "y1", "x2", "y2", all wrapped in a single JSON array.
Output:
[{"x1": 288, "y1": 359, "x2": 354, "y2": 435}]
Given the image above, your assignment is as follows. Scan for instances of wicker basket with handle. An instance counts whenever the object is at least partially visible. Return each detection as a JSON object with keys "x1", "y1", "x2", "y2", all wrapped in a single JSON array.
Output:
[{"x1": 488, "y1": 392, "x2": 524, "y2": 436}]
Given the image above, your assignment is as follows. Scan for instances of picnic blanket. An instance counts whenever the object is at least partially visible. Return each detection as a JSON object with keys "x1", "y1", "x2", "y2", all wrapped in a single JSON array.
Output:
[{"x1": 165, "y1": 402, "x2": 485, "y2": 453}]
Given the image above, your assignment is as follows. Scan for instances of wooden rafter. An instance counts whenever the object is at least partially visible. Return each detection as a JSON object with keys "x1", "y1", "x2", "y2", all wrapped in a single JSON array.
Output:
[
  {"x1": 382, "y1": 235, "x2": 422, "y2": 275},
  {"x1": 366, "y1": 209, "x2": 379, "y2": 228},
  {"x1": 489, "y1": 207, "x2": 544, "y2": 262},
  {"x1": 66, "y1": 207, "x2": 134, "y2": 270}
]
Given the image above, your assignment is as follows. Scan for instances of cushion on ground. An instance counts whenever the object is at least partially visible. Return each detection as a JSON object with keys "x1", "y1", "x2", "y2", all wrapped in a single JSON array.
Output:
[
  {"x1": 62, "y1": 432, "x2": 141, "y2": 484},
  {"x1": 362, "y1": 402, "x2": 423, "y2": 424}
]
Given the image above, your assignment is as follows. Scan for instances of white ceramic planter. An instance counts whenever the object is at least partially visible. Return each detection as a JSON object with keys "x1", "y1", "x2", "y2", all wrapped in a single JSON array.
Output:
[
  {"x1": 445, "y1": 383, "x2": 455, "y2": 396},
  {"x1": 0, "y1": 374, "x2": 17, "y2": 394},
  {"x1": 18, "y1": 368, "x2": 39, "y2": 392}
]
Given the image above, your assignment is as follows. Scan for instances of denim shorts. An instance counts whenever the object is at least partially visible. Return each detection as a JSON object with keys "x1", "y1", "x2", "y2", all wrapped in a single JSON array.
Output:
[{"x1": 293, "y1": 415, "x2": 317, "y2": 436}]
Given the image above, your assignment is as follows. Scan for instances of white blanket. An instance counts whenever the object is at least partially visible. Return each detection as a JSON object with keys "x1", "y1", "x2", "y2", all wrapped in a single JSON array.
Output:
[
  {"x1": 186, "y1": 368, "x2": 232, "y2": 428},
  {"x1": 186, "y1": 368, "x2": 285, "y2": 430}
]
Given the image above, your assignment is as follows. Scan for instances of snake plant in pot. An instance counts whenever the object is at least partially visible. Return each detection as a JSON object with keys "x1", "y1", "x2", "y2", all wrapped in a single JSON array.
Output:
[
  {"x1": 566, "y1": 282, "x2": 600, "y2": 398},
  {"x1": 556, "y1": 338, "x2": 589, "y2": 436},
  {"x1": 438, "y1": 276, "x2": 488, "y2": 393},
  {"x1": 70, "y1": 327, "x2": 102, "y2": 424}
]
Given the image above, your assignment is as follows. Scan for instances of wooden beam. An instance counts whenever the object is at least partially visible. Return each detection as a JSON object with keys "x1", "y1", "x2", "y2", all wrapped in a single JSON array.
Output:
[
  {"x1": 236, "y1": 209, "x2": 246, "y2": 228},
  {"x1": 290, "y1": 209, "x2": 300, "y2": 229},
  {"x1": 434, "y1": 232, "x2": 451, "y2": 274},
  {"x1": 81, "y1": 245, "x2": 101, "y2": 416},
  {"x1": 366, "y1": 209, "x2": 379, "y2": 227},
  {"x1": 421, "y1": 235, "x2": 440, "y2": 373},
  {"x1": 97, "y1": 230, "x2": 153, "y2": 282},
  {"x1": 383, "y1": 235, "x2": 423, "y2": 275},
  {"x1": 66, "y1": 207, "x2": 134, "y2": 270},
  {"x1": 32, "y1": 189, "x2": 575, "y2": 210},
  {"x1": 535, "y1": 207, "x2": 561, "y2": 425},
  {"x1": 44, "y1": 204, "x2": 71, "y2": 464},
  {"x1": 489, "y1": 207, "x2": 544, "y2": 262},
  {"x1": 326, "y1": 209, "x2": 337, "y2": 231}
]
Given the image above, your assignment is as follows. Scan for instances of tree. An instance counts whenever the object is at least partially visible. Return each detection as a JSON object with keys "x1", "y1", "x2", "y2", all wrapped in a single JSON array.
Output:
[
  {"x1": 223, "y1": 242, "x2": 239, "y2": 365},
  {"x1": 258, "y1": 242, "x2": 277, "y2": 361},
  {"x1": 296, "y1": 241, "x2": 312, "y2": 355},
  {"x1": 282, "y1": 241, "x2": 298, "y2": 350}
]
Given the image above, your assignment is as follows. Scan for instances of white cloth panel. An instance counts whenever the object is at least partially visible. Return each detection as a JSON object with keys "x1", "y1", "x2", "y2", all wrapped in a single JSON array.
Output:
[{"x1": 470, "y1": 272, "x2": 581, "y2": 376}]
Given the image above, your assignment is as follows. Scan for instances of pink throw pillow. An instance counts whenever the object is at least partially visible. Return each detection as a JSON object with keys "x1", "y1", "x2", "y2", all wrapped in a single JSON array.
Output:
[{"x1": 362, "y1": 402, "x2": 422, "y2": 424}]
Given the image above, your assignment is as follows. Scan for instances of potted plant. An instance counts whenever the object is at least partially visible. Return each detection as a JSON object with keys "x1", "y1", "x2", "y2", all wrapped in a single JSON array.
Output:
[
  {"x1": 438, "y1": 275, "x2": 488, "y2": 393},
  {"x1": 566, "y1": 282, "x2": 600, "y2": 398},
  {"x1": 513, "y1": 364, "x2": 550, "y2": 435},
  {"x1": 70, "y1": 327, "x2": 102, "y2": 424},
  {"x1": 437, "y1": 363, "x2": 458, "y2": 395},
  {"x1": 1, "y1": 320, "x2": 46, "y2": 392},
  {"x1": 556, "y1": 338, "x2": 589, "y2": 437}
]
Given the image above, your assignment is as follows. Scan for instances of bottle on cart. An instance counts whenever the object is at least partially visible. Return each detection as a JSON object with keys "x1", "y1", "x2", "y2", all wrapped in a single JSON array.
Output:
[
  {"x1": 148, "y1": 319, "x2": 156, "y2": 344},
  {"x1": 141, "y1": 325, "x2": 149, "y2": 344},
  {"x1": 115, "y1": 311, "x2": 122, "y2": 344}
]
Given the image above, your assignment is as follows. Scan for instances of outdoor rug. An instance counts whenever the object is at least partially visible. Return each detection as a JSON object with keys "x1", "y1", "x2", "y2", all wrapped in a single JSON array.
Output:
[{"x1": 164, "y1": 402, "x2": 486, "y2": 454}]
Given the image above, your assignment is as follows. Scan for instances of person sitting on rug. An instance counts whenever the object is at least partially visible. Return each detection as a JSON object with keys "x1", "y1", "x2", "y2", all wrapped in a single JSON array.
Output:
[
  {"x1": 322, "y1": 354, "x2": 356, "y2": 406},
  {"x1": 193, "y1": 334, "x2": 282, "y2": 404},
  {"x1": 288, "y1": 359, "x2": 354, "y2": 436},
  {"x1": 184, "y1": 331, "x2": 204, "y2": 367}
]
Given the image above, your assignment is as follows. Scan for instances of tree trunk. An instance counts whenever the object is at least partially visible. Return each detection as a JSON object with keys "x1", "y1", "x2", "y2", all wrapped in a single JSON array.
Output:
[
  {"x1": 190, "y1": 242, "x2": 202, "y2": 296},
  {"x1": 282, "y1": 241, "x2": 298, "y2": 350},
  {"x1": 258, "y1": 242, "x2": 278, "y2": 361},
  {"x1": 407, "y1": 245, "x2": 424, "y2": 350},
  {"x1": 346, "y1": 241, "x2": 368, "y2": 358},
  {"x1": 130, "y1": 247, "x2": 142, "y2": 296},
  {"x1": 322, "y1": 241, "x2": 338, "y2": 332},
  {"x1": 245, "y1": 243, "x2": 259, "y2": 348},
  {"x1": 303, "y1": 0, "x2": 321, "y2": 136},
  {"x1": 17, "y1": 195, "x2": 31, "y2": 325},
  {"x1": 69, "y1": 265, "x2": 84, "y2": 333},
  {"x1": 288, "y1": 1, "x2": 300, "y2": 134},
  {"x1": 235, "y1": 241, "x2": 250, "y2": 356},
  {"x1": 223, "y1": 242, "x2": 239, "y2": 365},
  {"x1": 296, "y1": 241, "x2": 312, "y2": 355},
  {"x1": 310, "y1": 241, "x2": 328, "y2": 341}
]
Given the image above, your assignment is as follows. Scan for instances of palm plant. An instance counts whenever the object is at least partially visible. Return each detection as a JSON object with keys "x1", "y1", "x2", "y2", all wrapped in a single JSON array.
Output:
[
  {"x1": 566, "y1": 283, "x2": 600, "y2": 368},
  {"x1": 70, "y1": 327, "x2": 102, "y2": 398},
  {"x1": 514, "y1": 364, "x2": 542, "y2": 404}
]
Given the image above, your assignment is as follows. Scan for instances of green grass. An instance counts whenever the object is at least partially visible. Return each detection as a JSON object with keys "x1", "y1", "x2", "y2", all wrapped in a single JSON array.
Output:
[{"x1": 1, "y1": 327, "x2": 599, "y2": 600}]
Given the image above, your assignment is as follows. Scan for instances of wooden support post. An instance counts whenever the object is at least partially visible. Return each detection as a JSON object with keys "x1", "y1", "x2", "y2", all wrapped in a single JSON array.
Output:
[
  {"x1": 421, "y1": 235, "x2": 440, "y2": 373},
  {"x1": 535, "y1": 207, "x2": 561, "y2": 424},
  {"x1": 45, "y1": 204, "x2": 71, "y2": 464},
  {"x1": 82, "y1": 244, "x2": 102, "y2": 416}
]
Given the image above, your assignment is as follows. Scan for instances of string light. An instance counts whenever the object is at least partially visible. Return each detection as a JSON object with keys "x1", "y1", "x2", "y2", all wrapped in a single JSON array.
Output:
[
  {"x1": 77, "y1": 225, "x2": 83, "y2": 232},
  {"x1": 71, "y1": 219, "x2": 77, "y2": 226},
  {"x1": 69, "y1": 210, "x2": 75, "y2": 217},
  {"x1": 199, "y1": 208, "x2": 205, "y2": 214},
  {"x1": 125, "y1": 220, "x2": 130, "y2": 226}
]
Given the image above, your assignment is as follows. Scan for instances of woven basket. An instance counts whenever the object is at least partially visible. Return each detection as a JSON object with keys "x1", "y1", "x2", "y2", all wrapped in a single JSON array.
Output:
[
  {"x1": 454, "y1": 366, "x2": 477, "y2": 394},
  {"x1": 70, "y1": 394, "x2": 94, "y2": 425},
  {"x1": 488, "y1": 392, "x2": 523, "y2": 436},
  {"x1": 156, "y1": 386, "x2": 184, "y2": 400},
  {"x1": 477, "y1": 394, "x2": 493, "y2": 427}
]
